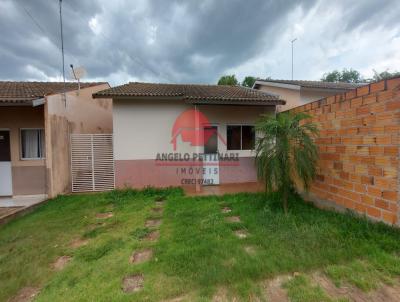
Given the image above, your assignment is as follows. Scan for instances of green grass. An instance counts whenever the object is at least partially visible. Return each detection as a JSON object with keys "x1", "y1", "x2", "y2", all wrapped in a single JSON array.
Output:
[
  {"x1": 284, "y1": 275, "x2": 348, "y2": 302},
  {"x1": 0, "y1": 189, "x2": 399, "y2": 301}
]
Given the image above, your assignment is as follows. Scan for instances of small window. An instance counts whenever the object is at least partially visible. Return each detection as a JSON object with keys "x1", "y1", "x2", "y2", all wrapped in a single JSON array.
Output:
[
  {"x1": 21, "y1": 129, "x2": 45, "y2": 159},
  {"x1": 227, "y1": 125, "x2": 255, "y2": 150}
]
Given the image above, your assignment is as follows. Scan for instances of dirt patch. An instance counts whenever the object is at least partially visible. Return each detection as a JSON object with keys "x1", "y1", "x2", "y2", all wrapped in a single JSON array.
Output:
[
  {"x1": 155, "y1": 201, "x2": 164, "y2": 207},
  {"x1": 221, "y1": 207, "x2": 232, "y2": 213},
  {"x1": 312, "y1": 272, "x2": 400, "y2": 302},
  {"x1": 70, "y1": 238, "x2": 89, "y2": 249},
  {"x1": 212, "y1": 287, "x2": 239, "y2": 302},
  {"x1": 96, "y1": 212, "x2": 113, "y2": 219},
  {"x1": 52, "y1": 256, "x2": 72, "y2": 271},
  {"x1": 152, "y1": 207, "x2": 163, "y2": 214},
  {"x1": 145, "y1": 219, "x2": 162, "y2": 227},
  {"x1": 263, "y1": 275, "x2": 291, "y2": 302},
  {"x1": 9, "y1": 287, "x2": 40, "y2": 302},
  {"x1": 144, "y1": 230, "x2": 160, "y2": 241},
  {"x1": 234, "y1": 229, "x2": 249, "y2": 238},
  {"x1": 122, "y1": 274, "x2": 144, "y2": 293},
  {"x1": 130, "y1": 249, "x2": 153, "y2": 264},
  {"x1": 244, "y1": 245, "x2": 257, "y2": 255},
  {"x1": 225, "y1": 216, "x2": 241, "y2": 223}
]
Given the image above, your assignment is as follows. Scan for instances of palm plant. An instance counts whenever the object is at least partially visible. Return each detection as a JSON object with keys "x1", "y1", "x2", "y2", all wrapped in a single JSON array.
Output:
[{"x1": 255, "y1": 112, "x2": 319, "y2": 213}]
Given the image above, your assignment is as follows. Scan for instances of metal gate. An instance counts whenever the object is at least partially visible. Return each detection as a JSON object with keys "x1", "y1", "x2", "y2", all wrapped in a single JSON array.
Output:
[{"x1": 71, "y1": 134, "x2": 115, "y2": 192}]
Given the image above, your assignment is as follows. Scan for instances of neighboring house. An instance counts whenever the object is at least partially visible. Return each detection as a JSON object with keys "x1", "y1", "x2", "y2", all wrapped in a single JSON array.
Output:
[
  {"x1": 93, "y1": 83, "x2": 284, "y2": 189},
  {"x1": 253, "y1": 79, "x2": 365, "y2": 112},
  {"x1": 0, "y1": 82, "x2": 112, "y2": 198}
]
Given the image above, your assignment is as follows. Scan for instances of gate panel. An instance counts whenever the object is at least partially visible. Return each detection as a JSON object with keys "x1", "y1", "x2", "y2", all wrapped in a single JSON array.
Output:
[{"x1": 71, "y1": 134, "x2": 114, "y2": 192}]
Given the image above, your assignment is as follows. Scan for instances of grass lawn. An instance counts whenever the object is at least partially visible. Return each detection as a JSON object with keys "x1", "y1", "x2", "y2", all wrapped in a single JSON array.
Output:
[{"x1": 1, "y1": 188, "x2": 400, "y2": 301}]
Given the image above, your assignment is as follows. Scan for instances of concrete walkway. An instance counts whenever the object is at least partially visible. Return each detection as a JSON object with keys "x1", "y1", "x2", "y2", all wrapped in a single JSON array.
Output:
[
  {"x1": 184, "y1": 182, "x2": 264, "y2": 196},
  {"x1": 0, "y1": 195, "x2": 47, "y2": 224}
]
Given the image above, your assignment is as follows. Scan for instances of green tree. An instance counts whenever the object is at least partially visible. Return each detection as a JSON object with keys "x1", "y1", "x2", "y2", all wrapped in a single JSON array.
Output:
[
  {"x1": 321, "y1": 68, "x2": 364, "y2": 83},
  {"x1": 241, "y1": 76, "x2": 257, "y2": 88},
  {"x1": 217, "y1": 75, "x2": 238, "y2": 85},
  {"x1": 255, "y1": 112, "x2": 319, "y2": 213},
  {"x1": 372, "y1": 69, "x2": 400, "y2": 81}
]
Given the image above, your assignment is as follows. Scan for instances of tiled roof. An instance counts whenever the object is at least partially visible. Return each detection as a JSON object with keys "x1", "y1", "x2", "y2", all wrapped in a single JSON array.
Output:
[
  {"x1": 255, "y1": 79, "x2": 367, "y2": 90},
  {"x1": 93, "y1": 82, "x2": 284, "y2": 105},
  {"x1": 0, "y1": 81, "x2": 107, "y2": 104}
]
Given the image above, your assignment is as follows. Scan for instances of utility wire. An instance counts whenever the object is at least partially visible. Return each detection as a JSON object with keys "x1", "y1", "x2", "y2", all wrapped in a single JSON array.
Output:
[{"x1": 59, "y1": 0, "x2": 67, "y2": 106}]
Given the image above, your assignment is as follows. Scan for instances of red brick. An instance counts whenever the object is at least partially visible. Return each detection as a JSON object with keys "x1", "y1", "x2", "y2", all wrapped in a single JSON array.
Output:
[
  {"x1": 382, "y1": 191, "x2": 398, "y2": 202},
  {"x1": 368, "y1": 166, "x2": 383, "y2": 177},
  {"x1": 368, "y1": 186, "x2": 382, "y2": 198},
  {"x1": 326, "y1": 96, "x2": 336, "y2": 104},
  {"x1": 320, "y1": 153, "x2": 340, "y2": 161},
  {"x1": 361, "y1": 176, "x2": 374, "y2": 185},
  {"x1": 374, "y1": 178, "x2": 397, "y2": 190},
  {"x1": 375, "y1": 156, "x2": 391, "y2": 166},
  {"x1": 369, "y1": 146, "x2": 384, "y2": 155},
  {"x1": 356, "y1": 106, "x2": 370, "y2": 115},
  {"x1": 346, "y1": 90, "x2": 357, "y2": 100},
  {"x1": 375, "y1": 136, "x2": 391, "y2": 145},
  {"x1": 351, "y1": 97, "x2": 363, "y2": 108},
  {"x1": 370, "y1": 81, "x2": 385, "y2": 93},
  {"x1": 383, "y1": 167, "x2": 397, "y2": 178},
  {"x1": 336, "y1": 146, "x2": 345, "y2": 154},
  {"x1": 386, "y1": 100, "x2": 400, "y2": 111},
  {"x1": 366, "y1": 206, "x2": 381, "y2": 218},
  {"x1": 357, "y1": 85, "x2": 370, "y2": 96},
  {"x1": 384, "y1": 146, "x2": 398, "y2": 156},
  {"x1": 362, "y1": 195, "x2": 374, "y2": 205},
  {"x1": 382, "y1": 211, "x2": 397, "y2": 224},
  {"x1": 384, "y1": 125, "x2": 400, "y2": 133},
  {"x1": 377, "y1": 89, "x2": 394, "y2": 102},
  {"x1": 354, "y1": 184, "x2": 366, "y2": 193},
  {"x1": 387, "y1": 77, "x2": 400, "y2": 90},
  {"x1": 375, "y1": 198, "x2": 389, "y2": 210}
]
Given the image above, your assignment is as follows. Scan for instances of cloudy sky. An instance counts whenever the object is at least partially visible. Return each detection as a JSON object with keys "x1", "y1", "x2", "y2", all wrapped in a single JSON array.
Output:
[{"x1": 1, "y1": 0, "x2": 400, "y2": 85}]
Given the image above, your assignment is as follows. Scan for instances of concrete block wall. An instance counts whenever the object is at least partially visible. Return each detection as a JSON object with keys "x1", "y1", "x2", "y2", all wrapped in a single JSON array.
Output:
[{"x1": 288, "y1": 77, "x2": 400, "y2": 225}]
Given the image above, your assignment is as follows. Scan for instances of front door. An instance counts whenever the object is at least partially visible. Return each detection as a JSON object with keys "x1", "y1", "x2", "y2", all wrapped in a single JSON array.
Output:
[
  {"x1": 0, "y1": 130, "x2": 12, "y2": 196},
  {"x1": 203, "y1": 126, "x2": 219, "y2": 185}
]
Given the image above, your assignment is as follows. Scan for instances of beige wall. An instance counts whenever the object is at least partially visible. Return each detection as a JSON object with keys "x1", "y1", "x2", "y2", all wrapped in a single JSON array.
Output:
[
  {"x1": 45, "y1": 84, "x2": 112, "y2": 197},
  {"x1": 257, "y1": 85, "x2": 301, "y2": 112},
  {"x1": 257, "y1": 83, "x2": 347, "y2": 112},
  {"x1": 113, "y1": 99, "x2": 275, "y2": 160},
  {"x1": 0, "y1": 106, "x2": 46, "y2": 195}
]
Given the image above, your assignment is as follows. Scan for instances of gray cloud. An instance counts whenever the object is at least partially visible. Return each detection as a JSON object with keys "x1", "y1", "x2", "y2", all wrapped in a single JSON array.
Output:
[{"x1": 0, "y1": 0, "x2": 399, "y2": 85}]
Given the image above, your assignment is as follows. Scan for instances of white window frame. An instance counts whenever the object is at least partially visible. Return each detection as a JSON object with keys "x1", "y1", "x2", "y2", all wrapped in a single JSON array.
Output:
[
  {"x1": 20, "y1": 128, "x2": 46, "y2": 160},
  {"x1": 226, "y1": 124, "x2": 255, "y2": 151}
]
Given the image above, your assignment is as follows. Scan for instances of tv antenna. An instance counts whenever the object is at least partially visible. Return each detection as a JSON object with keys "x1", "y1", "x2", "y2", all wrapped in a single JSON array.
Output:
[
  {"x1": 69, "y1": 65, "x2": 86, "y2": 94},
  {"x1": 291, "y1": 38, "x2": 297, "y2": 80}
]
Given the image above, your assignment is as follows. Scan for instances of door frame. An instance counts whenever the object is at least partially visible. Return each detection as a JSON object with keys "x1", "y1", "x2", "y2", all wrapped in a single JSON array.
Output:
[
  {"x1": 202, "y1": 124, "x2": 220, "y2": 186},
  {"x1": 0, "y1": 129, "x2": 13, "y2": 196}
]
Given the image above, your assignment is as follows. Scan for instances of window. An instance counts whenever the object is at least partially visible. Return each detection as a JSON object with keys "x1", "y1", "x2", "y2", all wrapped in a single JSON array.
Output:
[
  {"x1": 204, "y1": 126, "x2": 218, "y2": 154},
  {"x1": 21, "y1": 129, "x2": 45, "y2": 159},
  {"x1": 227, "y1": 125, "x2": 255, "y2": 150}
]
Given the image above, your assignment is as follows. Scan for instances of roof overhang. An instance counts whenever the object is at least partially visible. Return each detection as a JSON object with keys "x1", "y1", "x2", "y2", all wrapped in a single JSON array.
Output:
[
  {"x1": 0, "y1": 97, "x2": 45, "y2": 107},
  {"x1": 107, "y1": 95, "x2": 284, "y2": 106},
  {"x1": 253, "y1": 80, "x2": 301, "y2": 91}
]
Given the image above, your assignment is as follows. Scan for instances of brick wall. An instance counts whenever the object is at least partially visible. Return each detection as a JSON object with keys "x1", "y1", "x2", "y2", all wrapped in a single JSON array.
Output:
[{"x1": 287, "y1": 77, "x2": 400, "y2": 225}]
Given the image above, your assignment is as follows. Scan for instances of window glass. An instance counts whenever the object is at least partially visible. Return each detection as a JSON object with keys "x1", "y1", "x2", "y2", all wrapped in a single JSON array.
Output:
[
  {"x1": 227, "y1": 126, "x2": 241, "y2": 150},
  {"x1": 21, "y1": 129, "x2": 45, "y2": 159},
  {"x1": 204, "y1": 126, "x2": 218, "y2": 154},
  {"x1": 242, "y1": 126, "x2": 255, "y2": 150}
]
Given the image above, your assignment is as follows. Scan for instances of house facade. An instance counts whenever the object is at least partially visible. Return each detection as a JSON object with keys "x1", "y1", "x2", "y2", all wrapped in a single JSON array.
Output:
[
  {"x1": 0, "y1": 82, "x2": 112, "y2": 198},
  {"x1": 253, "y1": 79, "x2": 365, "y2": 112},
  {"x1": 93, "y1": 83, "x2": 284, "y2": 189}
]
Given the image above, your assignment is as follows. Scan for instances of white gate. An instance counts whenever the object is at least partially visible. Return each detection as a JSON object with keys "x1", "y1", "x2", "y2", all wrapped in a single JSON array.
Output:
[{"x1": 71, "y1": 134, "x2": 115, "y2": 192}]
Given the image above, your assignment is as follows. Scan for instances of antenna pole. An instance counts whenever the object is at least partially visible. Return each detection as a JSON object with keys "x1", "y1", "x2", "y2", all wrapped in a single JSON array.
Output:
[
  {"x1": 291, "y1": 38, "x2": 297, "y2": 80},
  {"x1": 59, "y1": 0, "x2": 66, "y2": 106}
]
